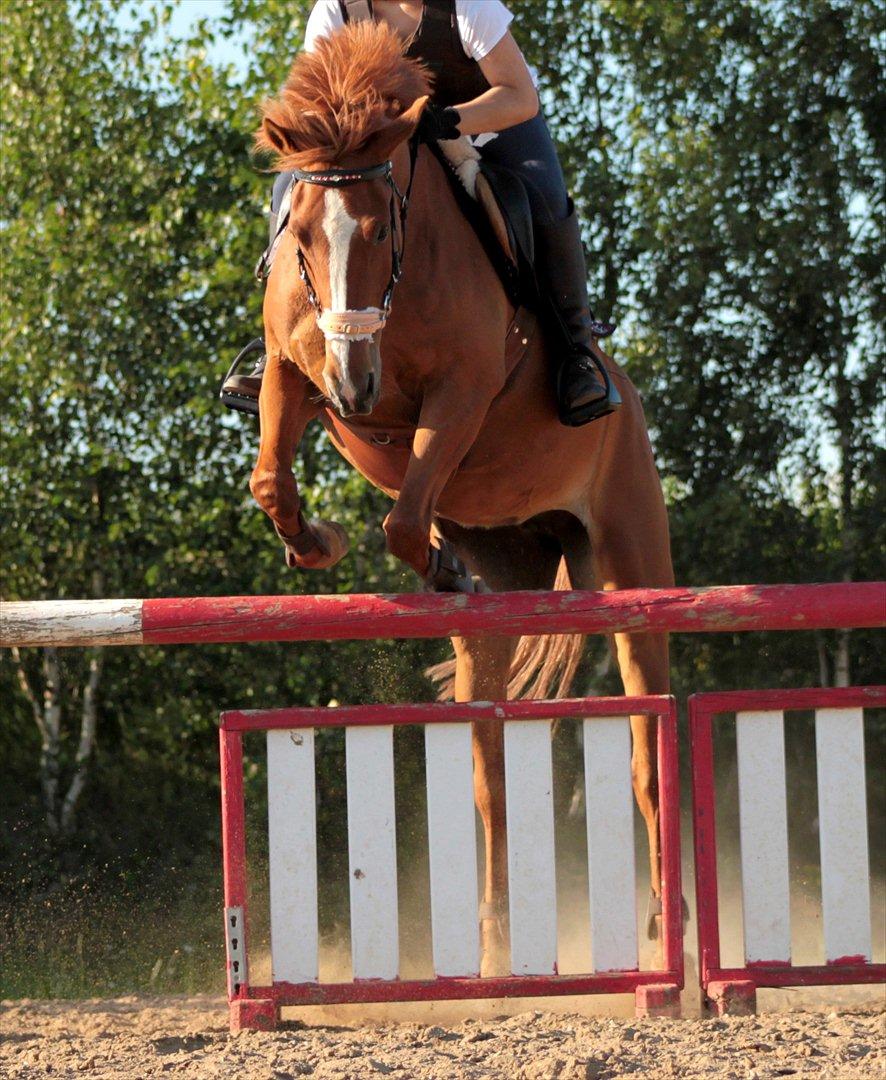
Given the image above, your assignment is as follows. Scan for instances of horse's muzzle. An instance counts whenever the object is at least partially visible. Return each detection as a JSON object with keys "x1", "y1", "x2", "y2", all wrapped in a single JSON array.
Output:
[{"x1": 336, "y1": 369, "x2": 378, "y2": 417}]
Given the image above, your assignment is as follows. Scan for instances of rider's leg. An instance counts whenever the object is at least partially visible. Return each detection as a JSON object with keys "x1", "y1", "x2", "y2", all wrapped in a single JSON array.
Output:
[
  {"x1": 222, "y1": 172, "x2": 294, "y2": 405},
  {"x1": 478, "y1": 113, "x2": 619, "y2": 426}
]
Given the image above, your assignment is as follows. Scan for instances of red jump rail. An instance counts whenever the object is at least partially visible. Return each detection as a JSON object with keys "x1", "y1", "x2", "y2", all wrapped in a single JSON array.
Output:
[{"x1": 2, "y1": 581, "x2": 884, "y2": 647}]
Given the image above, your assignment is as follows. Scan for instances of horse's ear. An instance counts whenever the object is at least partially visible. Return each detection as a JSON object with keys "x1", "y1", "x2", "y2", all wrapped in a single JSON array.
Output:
[
  {"x1": 364, "y1": 94, "x2": 429, "y2": 160},
  {"x1": 260, "y1": 116, "x2": 300, "y2": 157}
]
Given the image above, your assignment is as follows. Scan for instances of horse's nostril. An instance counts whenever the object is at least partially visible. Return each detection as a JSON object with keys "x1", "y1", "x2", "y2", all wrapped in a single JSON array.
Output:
[{"x1": 365, "y1": 372, "x2": 375, "y2": 399}]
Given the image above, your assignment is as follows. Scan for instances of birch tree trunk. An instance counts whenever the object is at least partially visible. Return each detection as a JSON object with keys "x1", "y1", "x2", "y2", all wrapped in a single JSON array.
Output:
[{"x1": 9, "y1": 572, "x2": 107, "y2": 837}]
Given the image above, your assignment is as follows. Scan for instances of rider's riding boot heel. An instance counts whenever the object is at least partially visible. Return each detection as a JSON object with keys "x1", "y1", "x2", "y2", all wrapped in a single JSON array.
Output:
[{"x1": 535, "y1": 202, "x2": 621, "y2": 427}]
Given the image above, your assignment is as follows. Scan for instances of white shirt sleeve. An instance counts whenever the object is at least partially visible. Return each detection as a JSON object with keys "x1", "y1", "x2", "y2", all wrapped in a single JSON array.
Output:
[
  {"x1": 455, "y1": 0, "x2": 513, "y2": 61},
  {"x1": 304, "y1": 1, "x2": 345, "y2": 53}
]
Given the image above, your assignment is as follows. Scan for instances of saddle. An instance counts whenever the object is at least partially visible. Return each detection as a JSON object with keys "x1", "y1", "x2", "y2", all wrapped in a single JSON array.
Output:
[{"x1": 430, "y1": 136, "x2": 537, "y2": 307}]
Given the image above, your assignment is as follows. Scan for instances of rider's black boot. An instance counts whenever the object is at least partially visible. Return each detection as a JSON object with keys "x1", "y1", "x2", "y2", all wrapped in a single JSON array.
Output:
[
  {"x1": 535, "y1": 203, "x2": 621, "y2": 426},
  {"x1": 220, "y1": 338, "x2": 266, "y2": 416}
]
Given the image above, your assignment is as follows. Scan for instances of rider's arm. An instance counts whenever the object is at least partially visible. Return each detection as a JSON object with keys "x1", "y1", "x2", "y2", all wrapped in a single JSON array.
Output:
[{"x1": 452, "y1": 31, "x2": 539, "y2": 136}]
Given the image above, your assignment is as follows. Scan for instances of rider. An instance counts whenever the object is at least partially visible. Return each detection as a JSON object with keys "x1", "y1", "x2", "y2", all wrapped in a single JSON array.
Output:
[{"x1": 223, "y1": 0, "x2": 618, "y2": 426}]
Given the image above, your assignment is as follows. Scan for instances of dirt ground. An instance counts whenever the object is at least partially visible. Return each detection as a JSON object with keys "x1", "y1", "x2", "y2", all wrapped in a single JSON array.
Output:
[{"x1": 2, "y1": 992, "x2": 884, "y2": 1080}]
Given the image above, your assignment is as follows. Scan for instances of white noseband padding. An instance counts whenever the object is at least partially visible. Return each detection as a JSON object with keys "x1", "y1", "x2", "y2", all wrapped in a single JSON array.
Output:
[{"x1": 317, "y1": 308, "x2": 388, "y2": 341}]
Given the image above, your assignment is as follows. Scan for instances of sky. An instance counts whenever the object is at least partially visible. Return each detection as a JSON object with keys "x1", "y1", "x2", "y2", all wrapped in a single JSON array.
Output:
[{"x1": 116, "y1": 0, "x2": 249, "y2": 73}]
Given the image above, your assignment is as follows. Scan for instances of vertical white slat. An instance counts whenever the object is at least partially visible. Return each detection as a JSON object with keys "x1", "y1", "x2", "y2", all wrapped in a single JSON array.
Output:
[
  {"x1": 736, "y1": 710, "x2": 791, "y2": 963},
  {"x1": 815, "y1": 707, "x2": 872, "y2": 962},
  {"x1": 425, "y1": 722, "x2": 480, "y2": 976},
  {"x1": 267, "y1": 728, "x2": 318, "y2": 983},
  {"x1": 584, "y1": 716, "x2": 638, "y2": 972},
  {"x1": 504, "y1": 719, "x2": 557, "y2": 975},
  {"x1": 346, "y1": 725, "x2": 399, "y2": 980}
]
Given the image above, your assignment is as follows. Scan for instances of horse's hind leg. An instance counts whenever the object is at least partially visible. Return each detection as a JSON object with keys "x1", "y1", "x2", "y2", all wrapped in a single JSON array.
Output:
[
  {"x1": 438, "y1": 519, "x2": 564, "y2": 976},
  {"x1": 572, "y1": 420, "x2": 675, "y2": 943},
  {"x1": 451, "y1": 634, "x2": 515, "y2": 976}
]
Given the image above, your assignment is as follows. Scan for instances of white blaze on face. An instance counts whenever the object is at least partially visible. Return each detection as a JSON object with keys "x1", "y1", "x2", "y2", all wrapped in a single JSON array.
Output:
[
  {"x1": 321, "y1": 190, "x2": 359, "y2": 395},
  {"x1": 322, "y1": 190, "x2": 358, "y2": 310}
]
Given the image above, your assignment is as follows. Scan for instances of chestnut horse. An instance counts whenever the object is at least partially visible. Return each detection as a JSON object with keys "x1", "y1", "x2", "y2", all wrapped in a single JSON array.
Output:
[{"x1": 250, "y1": 24, "x2": 674, "y2": 973}]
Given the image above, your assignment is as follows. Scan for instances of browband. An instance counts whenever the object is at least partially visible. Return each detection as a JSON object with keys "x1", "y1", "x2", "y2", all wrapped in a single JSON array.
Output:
[{"x1": 290, "y1": 162, "x2": 392, "y2": 187}]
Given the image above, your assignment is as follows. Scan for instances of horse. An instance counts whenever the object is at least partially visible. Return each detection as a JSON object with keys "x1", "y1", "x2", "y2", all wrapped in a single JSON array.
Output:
[{"x1": 249, "y1": 23, "x2": 674, "y2": 974}]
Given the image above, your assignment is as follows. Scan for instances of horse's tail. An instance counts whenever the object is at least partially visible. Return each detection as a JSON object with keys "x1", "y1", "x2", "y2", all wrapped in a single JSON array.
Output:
[{"x1": 426, "y1": 558, "x2": 585, "y2": 701}]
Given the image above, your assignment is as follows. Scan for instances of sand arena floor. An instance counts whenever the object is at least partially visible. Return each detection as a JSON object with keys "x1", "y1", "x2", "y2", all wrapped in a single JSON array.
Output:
[{"x1": 2, "y1": 991, "x2": 883, "y2": 1079}]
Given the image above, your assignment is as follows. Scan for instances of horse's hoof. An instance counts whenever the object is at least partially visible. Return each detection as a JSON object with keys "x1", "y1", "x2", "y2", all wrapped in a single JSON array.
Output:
[
  {"x1": 480, "y1": 947, "x2": 509, "y2": 979},
  {"x1": 645, "y1": 891, "x2": 690, "y2": 940},
  {"x1": 645, "y1": 890, "x2": 662, "y2": 940},
  {"x1": 276, "y1": 518, "x2": 349, "y2": 570},
  {"x1": 425, "y1": 541, "x2": 485, "y2": 594},
  {"x1": 479, "y1": 901, "x2": 509, "y2": 977}
]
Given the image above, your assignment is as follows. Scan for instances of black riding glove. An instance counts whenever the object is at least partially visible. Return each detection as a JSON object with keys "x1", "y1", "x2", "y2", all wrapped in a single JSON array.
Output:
[{"x1": 417, "y1": 103, "x2": 462, "y2": 143}]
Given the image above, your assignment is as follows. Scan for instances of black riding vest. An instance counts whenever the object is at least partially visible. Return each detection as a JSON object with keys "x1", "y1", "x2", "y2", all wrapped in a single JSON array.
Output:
[{"x1": 339, "y1": 0, "x2": 491, "y2": 107}]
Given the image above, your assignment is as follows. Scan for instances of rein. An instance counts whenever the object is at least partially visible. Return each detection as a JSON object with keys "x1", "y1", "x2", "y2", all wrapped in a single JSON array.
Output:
[{"x1": 291, "y1": 138, "x2": 420, "y2": 342}]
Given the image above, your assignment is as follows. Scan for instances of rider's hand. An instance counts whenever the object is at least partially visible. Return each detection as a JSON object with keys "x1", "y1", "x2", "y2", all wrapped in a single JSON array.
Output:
[{"x1": 417, "y1": 103, "x2": 462, "y2": 142}]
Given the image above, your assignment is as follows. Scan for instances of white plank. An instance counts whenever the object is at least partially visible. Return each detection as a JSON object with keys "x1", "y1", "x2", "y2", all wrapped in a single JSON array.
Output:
[
  {"x1": 815, "y1": 707, "x2": 872, "y2": 962},
  {"x1": 739, "y1": 708, "x2": 790, "y2": 963},
  {"x1": 736, "y1": 710, "x2": 792, "y2": 963},
  {"x1": 584, "y1": 717, "x2": 638, "y2": 972},
  {"x1": 504, "y1": 720, "x2": 557, "y2": 975},
  {"x1": 267, "y1": 728, "x2": 318, "y2": 983},
  {"x1": 346, "y1": 725, "x2": 399, "y2": 979},
  {"x1": 425, "y1": 723, "x2": 480, "y2": 976}
]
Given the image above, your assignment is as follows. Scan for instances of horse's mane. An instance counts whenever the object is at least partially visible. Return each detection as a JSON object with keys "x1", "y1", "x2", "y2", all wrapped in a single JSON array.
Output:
[{"x1": 256, "y1": 23, "x2": 431, "y2": 170}]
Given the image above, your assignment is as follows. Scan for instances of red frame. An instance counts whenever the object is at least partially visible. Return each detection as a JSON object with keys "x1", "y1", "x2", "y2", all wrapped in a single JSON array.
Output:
[
  {"x1": 219, "y1": 695, "x2": 682, "y2": 1020},
  {"x1": 689, "y1": 686, "x2": 886, "y2": 996},
  {"x1": 142, "y1": 581, "x2": 886, "y2": 644}
]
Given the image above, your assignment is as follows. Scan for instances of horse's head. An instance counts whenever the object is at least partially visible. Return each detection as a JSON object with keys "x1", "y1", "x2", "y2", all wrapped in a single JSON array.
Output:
[{"x1": 256, "y1": 24, "x2": 430, "y2": 417}]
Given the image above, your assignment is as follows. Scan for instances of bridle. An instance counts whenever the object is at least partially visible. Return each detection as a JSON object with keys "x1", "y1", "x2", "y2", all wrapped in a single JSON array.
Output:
[{"x1": 291, "y1": 137, "x2": 420, "y2": 342}]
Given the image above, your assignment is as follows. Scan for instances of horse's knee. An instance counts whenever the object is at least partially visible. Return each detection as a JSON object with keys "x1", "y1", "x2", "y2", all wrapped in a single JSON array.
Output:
[
  {"x1": 474, "y1": 778, "x2": 505, "y2": 827},
  {"x1": 382, "y1": 509, "x2": 430, "y2": 573},
  {"x1": 250, "y1": 467, "x2": 297, "y2": 520}
]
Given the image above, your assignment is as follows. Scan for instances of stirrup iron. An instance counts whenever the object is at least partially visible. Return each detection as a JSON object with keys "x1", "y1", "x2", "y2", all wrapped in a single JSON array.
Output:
[{"x1": 220, "y1": 338, "x2": 264, "y2": 416}]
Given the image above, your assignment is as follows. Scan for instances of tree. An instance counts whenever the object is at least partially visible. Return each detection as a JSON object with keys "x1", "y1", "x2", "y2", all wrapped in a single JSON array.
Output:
[
  {"x1": 0, "y1": 0, "x2": 432, "y2": 844},
  {"x1": 512, "y1": 0, "x2": 884, "y2": 688}
]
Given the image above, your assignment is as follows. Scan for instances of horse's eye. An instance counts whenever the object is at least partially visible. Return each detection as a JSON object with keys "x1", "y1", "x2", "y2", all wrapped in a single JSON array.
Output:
[{"x1": 375, "y1": 225, "x2": 390, "y2": 244}]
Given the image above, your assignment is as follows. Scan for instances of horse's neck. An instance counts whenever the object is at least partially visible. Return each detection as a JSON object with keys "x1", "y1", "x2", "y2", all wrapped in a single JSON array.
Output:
[{"x1": 397, "y1": 146, "x2": 511, "y2": 320}]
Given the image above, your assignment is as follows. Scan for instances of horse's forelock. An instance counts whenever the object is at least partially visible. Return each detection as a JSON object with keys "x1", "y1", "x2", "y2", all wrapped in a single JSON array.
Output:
[{"x1": 255, "y1": 22, "x2": 432, "y2": 170}]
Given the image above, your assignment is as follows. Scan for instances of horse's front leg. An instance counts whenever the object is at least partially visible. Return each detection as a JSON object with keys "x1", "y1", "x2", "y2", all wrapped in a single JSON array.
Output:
[
  {"x1": 250, "y1": 351, "x2": 349, "y2": 569},
  {"x1": 383, "y1": 372, "x2": 502, "y2": 577}
]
